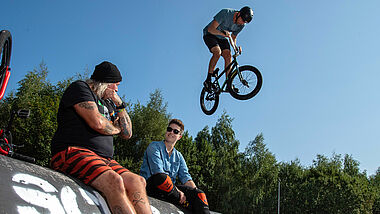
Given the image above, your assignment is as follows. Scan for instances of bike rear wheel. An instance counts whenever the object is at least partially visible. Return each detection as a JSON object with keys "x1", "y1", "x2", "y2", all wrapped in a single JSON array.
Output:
[
  {"x1": 0, "y1": 30, "x2": 12, "y2": 101},
  {"x1": 200, "y1": 87, "x2": 219, "y2": 115},
  {"x1": 227, "y1": 65, "x2": 262, "y2": 100}
]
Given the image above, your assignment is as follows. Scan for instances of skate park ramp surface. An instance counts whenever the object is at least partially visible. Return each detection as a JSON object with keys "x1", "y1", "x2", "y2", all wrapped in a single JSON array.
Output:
[{"x1": 0, "y1": 155, "x2": 220, "y2": 214}]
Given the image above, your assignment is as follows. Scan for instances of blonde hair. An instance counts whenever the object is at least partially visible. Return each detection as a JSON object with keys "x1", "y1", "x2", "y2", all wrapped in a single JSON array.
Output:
[{"x1": 86, "y1": 79, "x2": 111, "y2": 98}]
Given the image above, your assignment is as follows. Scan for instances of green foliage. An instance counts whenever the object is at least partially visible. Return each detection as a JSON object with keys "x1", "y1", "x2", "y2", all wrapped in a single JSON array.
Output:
[
  {"x1": 175, "y1": 132, "x2": 201, "y2": 183},
  {"x1": 0, "y1": 62, "x2": 70, "y2": 166},
  {"x1": 279, "y1": 154, "x2": 375, "y2": 214},
  {"x1": 240, "y1": 134, "x2": 278, "y2": 213},
  {"x1": 370, "y1": 168, "x2": 380, "y2": 214},
  {"x1": 0, "y1": 62, "x2": 378, "y2": 214},
  {"x1": 278, "y1": 160, "x2": 305, "y2": 213},
  {"x1": 114, "y1": 89, "x2": 171, "y2": 173}
]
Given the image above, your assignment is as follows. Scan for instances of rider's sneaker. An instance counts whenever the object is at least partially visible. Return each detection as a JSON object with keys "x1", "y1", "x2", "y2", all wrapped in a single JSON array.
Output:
[{"x1": 203, "y1": 80, "x2": 212, "y2": 92}]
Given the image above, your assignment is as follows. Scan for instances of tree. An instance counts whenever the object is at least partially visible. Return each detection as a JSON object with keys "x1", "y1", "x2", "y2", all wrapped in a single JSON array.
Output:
[
  {"x1": 114, "y1": 89, "x2": 171, "y2": 173},
  {"x1": 370, "y1": 168, "x2": 380, "y2": 214},
  {"x1": 243, "y1": 133, "x2": 278, "y2": 213},
  {"x1": 193, "y1": 127, "x2": 217, "y2": 192},
  {"x1": 0, "y1": 62, "x2": 70, "y2": 166},
  {"x1": 300, "y1": 154, "x2": 374, "y2": 214},
  {"x1": 194, "y1": 112, "x2": 245, "y2": 213},
  {"x1": 278, "y1": 159, "x2": 305, "y2": 213},
  {"x1": 175, "y1": 132, "x2": 202, "y2": 184}
]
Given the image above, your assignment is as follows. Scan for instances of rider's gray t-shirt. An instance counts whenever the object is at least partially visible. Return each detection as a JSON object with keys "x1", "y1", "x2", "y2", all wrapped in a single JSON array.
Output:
[{"x1": 203, "y1": 8, "x2": 245, "y2": 39}]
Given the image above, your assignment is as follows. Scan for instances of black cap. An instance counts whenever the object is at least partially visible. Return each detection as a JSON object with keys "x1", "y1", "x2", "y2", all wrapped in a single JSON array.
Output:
[{"x1": 91, "y1": 61, "x2": 122, "y2": 83}]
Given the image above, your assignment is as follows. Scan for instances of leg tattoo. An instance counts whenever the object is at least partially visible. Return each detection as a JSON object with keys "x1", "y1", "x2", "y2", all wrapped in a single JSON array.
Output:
[{"x1": 132, "y1": 192, "x2": 145, "y2": 206}]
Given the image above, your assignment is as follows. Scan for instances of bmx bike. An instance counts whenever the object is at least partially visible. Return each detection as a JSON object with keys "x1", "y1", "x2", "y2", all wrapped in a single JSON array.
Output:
[
  {"x1": 0, "y1": 29, "x2": 35, "y2": 163},
  {"x1": 200, "y1": 35, "x2": 263, "y2": 115}
]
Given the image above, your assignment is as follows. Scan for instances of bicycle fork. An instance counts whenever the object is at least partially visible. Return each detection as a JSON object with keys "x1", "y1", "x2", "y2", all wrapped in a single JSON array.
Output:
[{"x1": 234, "y1": 66, "x2": 250, "y2": 87}]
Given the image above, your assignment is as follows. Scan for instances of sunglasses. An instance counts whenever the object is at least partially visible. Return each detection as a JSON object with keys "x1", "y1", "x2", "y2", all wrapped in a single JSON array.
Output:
[{"x1": 166, "y1": 126, "x2": 180, "y2": 135}]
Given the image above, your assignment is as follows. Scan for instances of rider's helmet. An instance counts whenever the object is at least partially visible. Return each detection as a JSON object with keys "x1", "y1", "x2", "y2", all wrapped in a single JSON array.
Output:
[{"x1": 239, "y1": 6, "x2": 254, "y2": 23}]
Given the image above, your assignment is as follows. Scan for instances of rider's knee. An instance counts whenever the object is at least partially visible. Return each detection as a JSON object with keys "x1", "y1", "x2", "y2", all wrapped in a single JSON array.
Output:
[
  {"x1": 147, "y1": 173, "x2": 176, "y2": 193},
  {"x1": 194, "y1": 188, "x2": 204, "y2": 194},
  {"x1": 149, "y1": 173, "x2": 168, "y2": 184},
  {"x1": 211, "y1": 47, "x2": 222, "y2": 57}
]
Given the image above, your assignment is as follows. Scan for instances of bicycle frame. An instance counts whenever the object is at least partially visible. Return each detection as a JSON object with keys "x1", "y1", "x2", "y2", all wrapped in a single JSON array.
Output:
[
  {"x1": 212, "y1": 57, "x2": 238, "y2": 94},
  {"x1": 210, "y1": 35, "x2": 241, "y2": 94}
]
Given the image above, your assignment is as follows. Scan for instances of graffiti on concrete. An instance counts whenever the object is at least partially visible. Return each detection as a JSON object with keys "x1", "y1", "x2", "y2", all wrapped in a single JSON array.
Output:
[
  {"x1": 12, "y1": 173, "x2": 99, "y2": 214},
  {"x1": 11, "y1": 173, "x2": 185, "y2": 214}
]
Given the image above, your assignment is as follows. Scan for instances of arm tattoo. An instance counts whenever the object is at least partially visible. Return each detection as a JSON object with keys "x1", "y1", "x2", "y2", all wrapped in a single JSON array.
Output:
[
  {"x1": 119, "y1": 117, "x2": 131, "y2": 137},
  {"x1": 77, "y1": 101, "x2": 120, "y2": 135},
  {"x1": 132, "y1": 192, "x2": 145, "y2": 206},
  {"x1": 78, "y1": 102, "x2": 95, "y2": 110},
  {"x1": 103, "y1": 119, "x2": 118, "y2": 135},
  {"x1": 116, "y1": 110, "x2": 132, "y2": 138}
]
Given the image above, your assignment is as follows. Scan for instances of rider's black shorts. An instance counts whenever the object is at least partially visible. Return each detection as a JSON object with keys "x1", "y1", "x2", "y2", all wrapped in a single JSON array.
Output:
[{"x1": 203, "y1": 34, "x2": 230, "y2": 53}]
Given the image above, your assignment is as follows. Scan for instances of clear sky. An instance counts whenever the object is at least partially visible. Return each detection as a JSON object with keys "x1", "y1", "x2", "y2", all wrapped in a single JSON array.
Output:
[{"x1": 1, "y1": 1, "x2": 379, "y2": 176}]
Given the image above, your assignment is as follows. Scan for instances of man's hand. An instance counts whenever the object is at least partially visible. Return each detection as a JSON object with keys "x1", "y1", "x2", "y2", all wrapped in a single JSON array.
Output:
[
  {"x1": 101, "y1": 84, "x2": 132, "y2": 139},
  {"x1": 103, "y1": 88, "x2": 122, "y2": 106},
  {"x1": 222, "y1": 30, "x2": 230, "y2": 37},
  {"x1": 178, "y1": 189, "x2": 187, "y2": 204}
]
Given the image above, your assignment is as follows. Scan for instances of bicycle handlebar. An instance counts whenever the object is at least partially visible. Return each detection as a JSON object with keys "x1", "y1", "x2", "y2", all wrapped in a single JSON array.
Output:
[{"x1": 10, "y1": 152, "x2": 36, "y2": 163}]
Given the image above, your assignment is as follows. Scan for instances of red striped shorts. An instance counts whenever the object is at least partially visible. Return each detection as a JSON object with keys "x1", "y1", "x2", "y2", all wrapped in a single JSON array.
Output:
[{"x1": 50, "y1": 147, "x2": 129, "y2": 185}]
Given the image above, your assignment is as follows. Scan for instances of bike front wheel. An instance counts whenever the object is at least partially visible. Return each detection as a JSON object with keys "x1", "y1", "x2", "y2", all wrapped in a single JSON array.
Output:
[
  {"x1": 200, "y1": 87, "x2": 219, "y2": 115},
  {"x1": 0, "y1": 30, "x2": 12, "y2": 101},
  {"x1": 227, "y1": 65, "x2": 262, "y2": 100}
]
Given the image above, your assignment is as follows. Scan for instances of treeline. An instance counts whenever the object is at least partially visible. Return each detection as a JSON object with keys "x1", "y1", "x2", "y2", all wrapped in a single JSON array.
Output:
[{"x1": 0, "y1": 63, "x2": 379, "y2": 213}]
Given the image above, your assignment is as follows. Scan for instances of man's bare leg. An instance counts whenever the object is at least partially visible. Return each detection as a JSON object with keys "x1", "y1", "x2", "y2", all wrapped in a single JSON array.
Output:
[
  {"x1": 92, "y1": 170, "x2": 137, "y2": 214},
  {"x1": 222, "y1": 49, "x2": 232, "y2": 77},
  {"x1": 121, "y1": 172, "x2": 152, "y2": 214},
  {"x1": 208, "y1": 46, "x2": 222, "y2": 75}
]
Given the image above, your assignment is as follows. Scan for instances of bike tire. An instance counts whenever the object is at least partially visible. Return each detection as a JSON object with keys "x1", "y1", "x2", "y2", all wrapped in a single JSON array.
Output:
[
  {"x1": 227, "y1": 65, "x2": 262, "y2": 100},
  {"x1": 0, "y1": 30, "x2": 12, "y2": 100},
  {"x1": 200, "y1": 87, "x2": 219, "y2": 115},
  {"x1": 0, "y1": 30, "x2": 12, "y2": 74}
]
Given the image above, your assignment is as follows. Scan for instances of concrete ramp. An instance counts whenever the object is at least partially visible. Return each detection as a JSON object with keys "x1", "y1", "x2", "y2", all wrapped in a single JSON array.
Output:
[{"x1": 0, "y1": 155, "x2": 219, "y2": 214}]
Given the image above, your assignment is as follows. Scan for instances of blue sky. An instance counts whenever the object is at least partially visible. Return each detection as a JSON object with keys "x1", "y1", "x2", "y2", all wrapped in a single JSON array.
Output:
[{"x1": 1, "y1": 1, "x2": 379, "y2": 176}]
